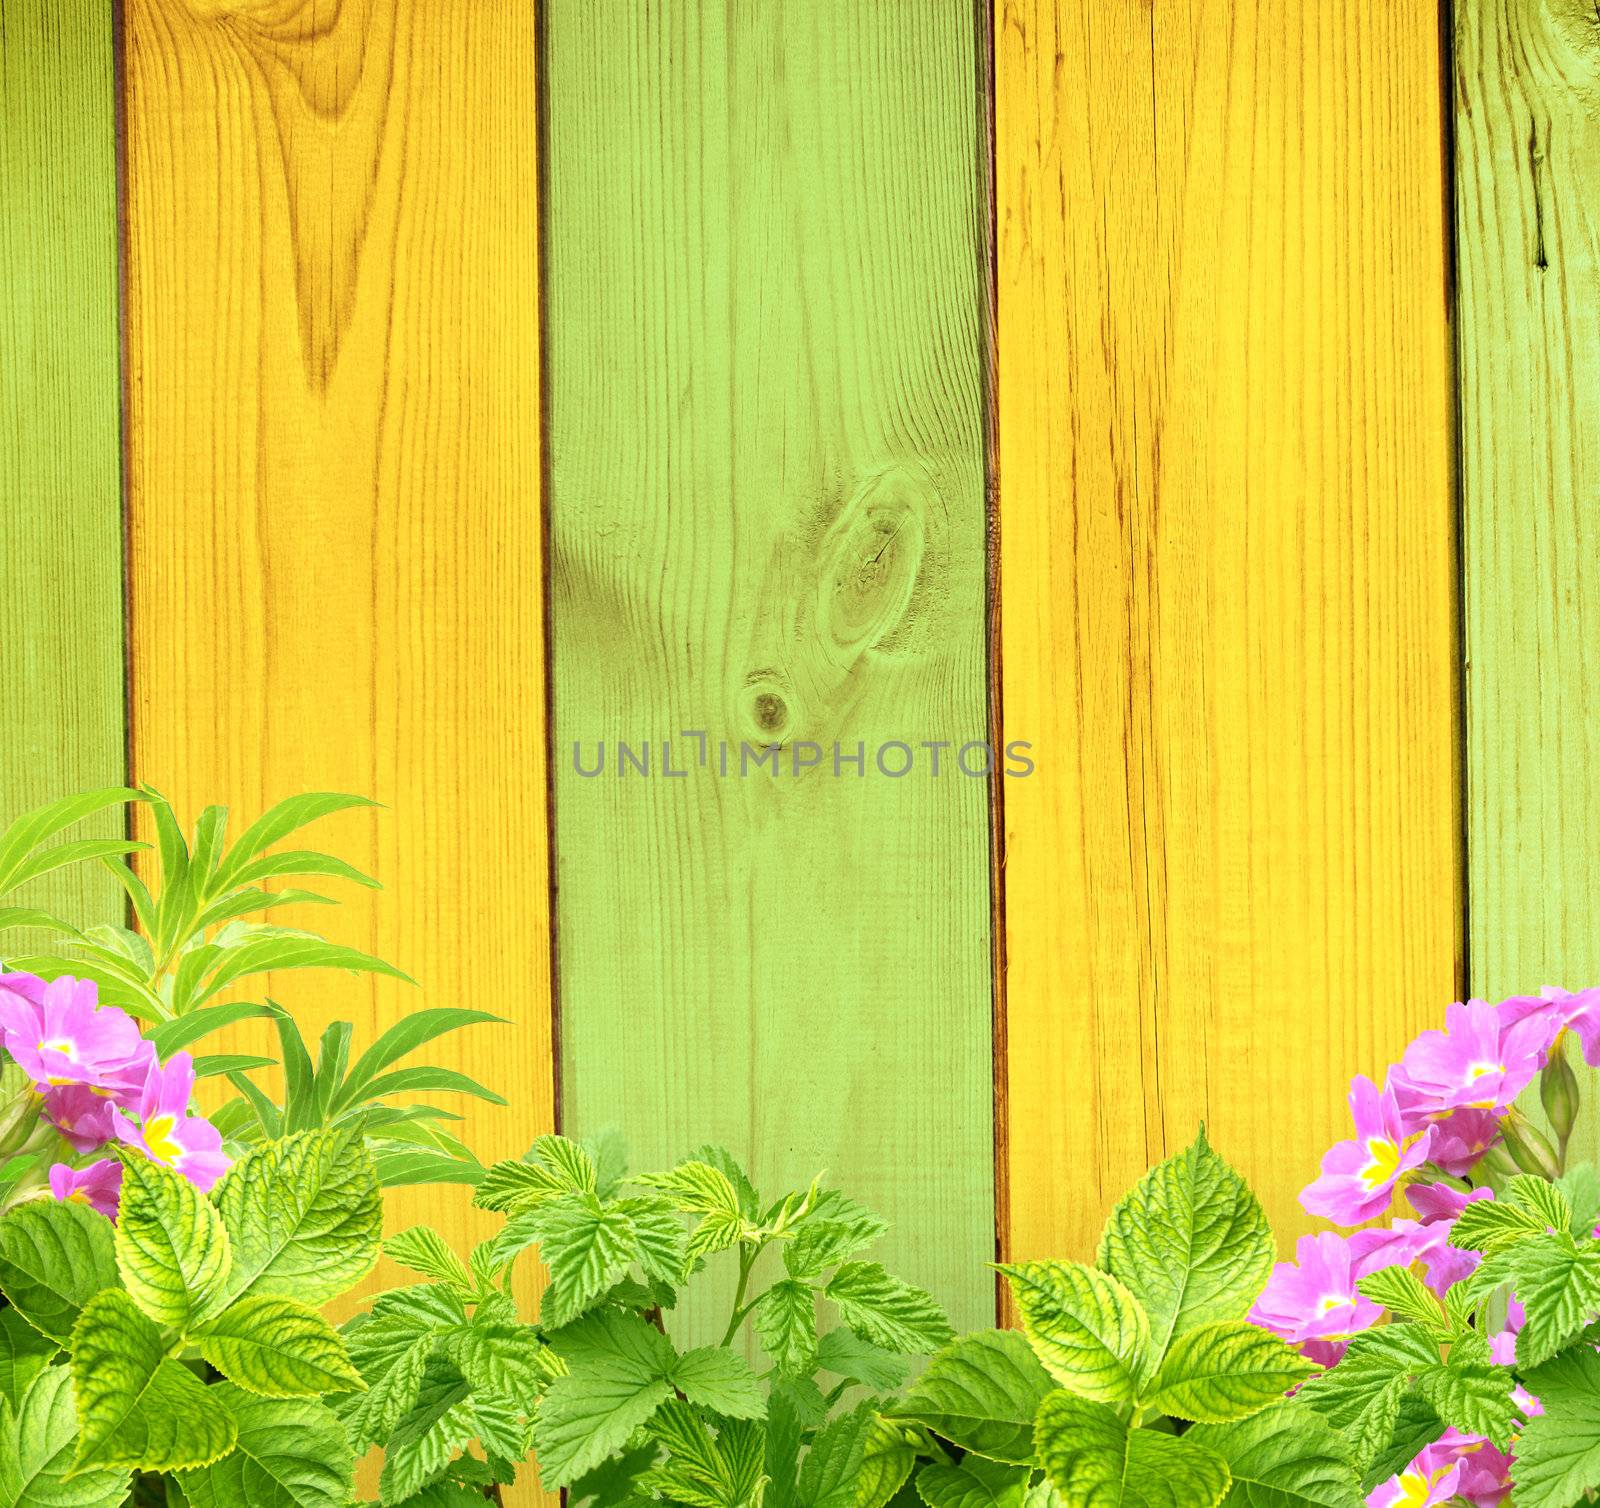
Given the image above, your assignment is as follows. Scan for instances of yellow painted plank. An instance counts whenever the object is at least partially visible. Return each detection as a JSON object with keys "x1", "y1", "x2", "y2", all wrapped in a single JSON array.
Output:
[
  {"x1": 995, "y1": 0, "x2": 1461, "y2": 1266},
  {"x1": 1456, "y1": 0, "x2": 1600, "y2": 1002},
  {"x1": 121, "y1": 0, "x2": 551, "y2": 1338}
]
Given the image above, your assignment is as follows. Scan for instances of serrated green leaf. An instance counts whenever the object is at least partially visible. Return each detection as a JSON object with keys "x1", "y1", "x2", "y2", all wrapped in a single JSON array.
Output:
[
  {"x1": 1357, "y1": 1392, "x2": 1445, "y2": 1495},
  {"x1": 533, "y1": 1369, "x2": 673, "y2": 1488},
  {"x1": 1514, "y1": 1343, "x2": 1600, "y2": 1506},
  {"x1": 1354, "y1": 1267, "x2": 1446, "y2": 1332},
  {"x1": 508, "y1": 1192, "x2": 637, "y2": 1327},
  {"x1": 70, "y1": 1290, "x2": 237, "y2": 1472},
  {"x1": 1294, "y1": 1328, "x2": 1439, "y2": 1473},
  {"x1": 378, "y1": 1364, "x2": 523, "y2": 1503},
  {"x1": 799, "y1": 1403, "x2": 876, "y2": 1508},
  {"x1": 546, "y1": 1305, "x2": 676, "y2": 1373},
  {"x1": 824, "y1": 1262, "x2": 953, "y2": 1356},
  {"x1": 892, "y1": 1329, "x2": 1052, "y2": 1465},
  {"x1": 688, "y1": 1210, "x2": 746, "y2": 1262},
  {"x1": 999, "y1": 1260, "x2": 1150, "y2": 1405},
  {"x1": 1509, "y1": 1234, "x2": 1600, "y2": 1365},
  {"x1": 0, "y1": 1364, "x2": 129, "y2": 1508},
  {"x1": 114, "y1": 1155, "x2": 232, "y2": 1332},
  {"x1": 1143, "y1": 1321, "x2": 1317, "y2": 1424},
  {"x1": 1508, "y1": 1174, "x2": 1573, "y2": 1234},
  {"x1": 1188, "y1": 1401, "x2": 1362, "y2": 1507},
  {"x1": 385, "y1": 1227, "x2": 474, "y2": 1292},
  {"x1": 211, "y1": 1126, "x2": 382, "y2": 1310},
  {"x1": 1097, "y1": 1129, "x2": 1275, "y2": 1355},
  {"x1": 177, "y1": 1387, "x2": 352, "y2": 1508},
  {"x1": 0, "y1": 1199, "x2": 118, "y2": 1344},
  {"x1": 1034, "y1": 1391, "x2": 1231, "y2": 1507},
  {"x1": 615, "y1": 1195, "x2": 688, "y2": 1285},
  {"x1": 192, "y1": 1295, "x2": 365, "y2": 1397},
  {"x1": 445, "y1": 1322, "x2": 552, "y2": 1397},
  {"x1": 637, "y1": 1160, "x2": 743, "y2": 1217},
  {"x1": 1449, "y1": 1196, "x2": 1548, "y2": 1253},
  {"x1": 755, "y1": 1280, "x2": 819, "y2": 1376},
  {"x1": 1413, "y1": 1361, "x2": 1515, "y2": 1448},
  {"x1": 1560, "y1": 1163, "x2": 1600, "y2": 1237},
  {"x1": 857, "y1": 1417, "x2": 917, "y2": 1508},
  {"x1": 916, "y1": 1457, "x2": 1030, "y2": 1508},
  {"x1": 670, "y1": 1347, "x2": 765, "y2": 1419},
  {"x1": 784, "y1": 1203, "x2": 888, "y2": 1280},
  {"x1": 0, "y1": 1309, "x2": 56, "y2": 1411},
  {"x1": 815, "y1": 1327, "x2": 908, "y2": 1392}
]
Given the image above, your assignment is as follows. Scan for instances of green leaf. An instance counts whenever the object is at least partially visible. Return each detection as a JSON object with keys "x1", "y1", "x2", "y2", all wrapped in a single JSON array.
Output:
[
  {"x1": 147, "y1": 1000, "x2": 273, "y2": 1058},
  {"x1": 1354, "y1": 1267, "x2": 1446, "y2": 1332},
  {"x1": 0, "y1": 1310, "x2": 56, "y2": 1412},
  {"x1": 1514, "y1": 1342, "x2": 1600, "y2": 1506},
  {"x1": 798, "y1": 1403, "x2": 876, "y2": 1508},
  {"x1": 824, "y1": 1262, "x2": 954, "y2": 1356},
  {"x1": 194, "y1": 936, "x2": 412, "y2": 1010},
  {"x1": 1510, "y1": 1234, "x2": 1600, "y2": 1365},
  {"x1": 1413, "y1": 1361, "x2": 1515, "y2": 1448},
  {"x1": 755, "y1": 1279, "x2": 819, "y2": 1376},
  {"x1": 517, "y1": 1192, "x2": 639, "y2": 1327},
  {"x1": 177, "y1": 1387, "x2": 352, "y2": 1508},
  {"x1": 0, "y1": 1199, "x2": 118, "y2": 1344},
  {"x1": 341, "y1": 1287, "x2": 467, "y2": 1450},
  {"x1": 1142, "y1": 1321, "x2": 1317, "y2": 1424},
  {"x1": 212, "y1": 793, "x2": 377, "y2": 890},
  {"x1": 1560, "y1": 1163, "x2": 1600, "y2": 1237},
  {"x1": 636, "y1": 1159, "x2": 744, "y2": 1217},
  {"x1": 0, "y1": 906, "x2": 78, "y2": 935},
  {"x1": 615, "y1": 1195, "x2": 689, "y2": 1285},
  {"x1": 1508, "y1": 1174, "x2": 1574, "y2": 1234},
  {"x1": 533, "y1": 1367, "x2": 673, "y2": 1488},
  {"x1": 226, "y1": 849, "x2": 379, "y2": 891},
  {"x1": 192, "y1": 1295, "x2": 365, "y2": 1397},
  {"x1": 669, "y1": 1347, "x2": 765, "y2": 1419},
  {"x1": 784, "y1": 1198, "x2": 888, "y2": 1280},
  {"x1": 1188, "y1": 1401, "x2": 1362, "y2": 1507},
  {"x1": 377, "y1": 1363, "x2": 522, "y2": 1504},
  {"x1": 3, "y1": 839, "x2": 147, "y2": 894},
  {"x1": 892, "y1": 1329, "x2": 1053, "y2": 1465},
  {"x1": 998, "y1": 1260, "x2": 1151, "y2": 1405},
  {"x1": 1034, "y1": 1391, "x2": 1231, "y2": 1507},
  {"x1": 211, "y1": 1125, "x2": 383, "y2": 1310},
  {"x1": 334, "y1": 1009, "x2": 508, "y2": 1116},
  {"x1": 357, "y1": 1065, "x2": 507, "y2": 1106},
  {"x1": 114, "y1": 1154, "x2": 232, "y2": 1332},
  {"x1": 857, "y1": 1417, "x2": 918, "y2": 1508},
  {"x1": 1294, "y1": 1328, "x2": 1439, "y2": 1473},
  {"x1": 688, "y1": 1209, "x2": 746, "y2": 1262},
  {"x1": 547, "y1": 1305, "x2": 676, "y2": 1372},
  {"x1": 1097, "y1": 1129, "x2": 1275, "y2": 1356},
  {"x1": 70, "y1": 1290, "x2": 237, "y2": 1472},
  {"x1": 385, "y1": 1227, "x2": 474, "y2": 1292},
  {"x1": 916, "y1": 1457, "x2": 1030, "y2": 1508},
  {"x1": 0, "y1": 788, "x2": 138, "y2": 893},
  {"x1": 815, "y1": 1327, "x2": 908, "y2": 1392},
  {"x1": 0, "y1": 1364, "x2": 129, "y2": 1508},
  {"x1": 1356, "y1": 1392, "x2": 1445, "y2": 1495},
  {"x1": 445, "y1": 1322, "x2": 552, "y2": 1396}
]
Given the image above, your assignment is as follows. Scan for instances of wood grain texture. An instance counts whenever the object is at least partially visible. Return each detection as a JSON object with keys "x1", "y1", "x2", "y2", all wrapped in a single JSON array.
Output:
[
  {"x1": 995, "y1": 0, "x2": 1462, "y2": 1266},
  {"x1": 0, "y1": 0, "x2": 125, "y2": 938},
  {"x1": 121, "y1": 0, "x2": 551, "y2": 1354},
  {"x1": 544, "y1": 0, "x2": 995, "y2": 1342},
  {"x1": 1457, "y1": 0, "x2": 1600, "y2": 1009}
]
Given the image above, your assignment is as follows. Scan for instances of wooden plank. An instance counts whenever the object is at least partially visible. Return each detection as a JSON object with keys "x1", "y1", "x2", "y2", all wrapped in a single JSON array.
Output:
[
  {"x1": 121, "y1": 0, "x2": 551, "y2": 1326},
  {"x1": 995, "y1": 0, "x2": 1461, "y2": 1266},
  {"x1": 544, "y1": 1, "x2": 995, "y2": 1341},
  {"x1": 0, "y1": 0, "x2": 125, "y2": 937},
  {"x1": 1457, "y1": 0, "x2": 1600, "y2": 1008}
]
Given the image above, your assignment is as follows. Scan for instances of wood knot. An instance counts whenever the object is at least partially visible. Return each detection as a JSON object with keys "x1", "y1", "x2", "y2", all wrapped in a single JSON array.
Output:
[
  {"x1": 814, "y1": 465, "x2": 932, "y2": 666},
  {"x1": 740, "y1": 675, "x2": 794, "y2": 745}
]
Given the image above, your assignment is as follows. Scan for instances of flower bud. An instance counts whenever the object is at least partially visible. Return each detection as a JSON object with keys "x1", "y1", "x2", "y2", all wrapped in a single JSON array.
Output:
[
  {"x1": 1502, "y1": 1107, "x2": 1562, "y2": 1182},
  {"x1": 1541, "y1": 1031, "x2": 1582, "y2": 1149},
  {"x1": 1477, "y1": 1141, "x2": 1520, "y2": 1180}
]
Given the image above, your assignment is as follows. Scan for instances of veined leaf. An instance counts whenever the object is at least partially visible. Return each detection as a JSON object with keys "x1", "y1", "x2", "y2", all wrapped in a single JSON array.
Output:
[
  {"x1": 211, "y1": 793, "x2": 378, "y2": 892},
  {"x1": 1034, "y1": 1391, "x2": 1230, "y2": 1508},
  {"x1": 386, "y1": 1226, "x2": 475, "y2": 1292},
  {"x1": 755, "y1": 1279, "x2": 819, "y2": 1376},
  {"x1": 892, "y1": 1329, "x2": 1053, "y2": 1465},
  {"x1": 0, "y1": 1309, "x2": 55, "y2": 1411},
  {"x1": 357, "y1": 1065, "x2": 508, "y2": 1106},
  {"x1": 824, "y1": 1261, "x2": 954, "y2": 1356},
  {"x1": 999, "y1": 1260, "x2": 1151, "y2": 1405},
  {"x1": 113, "y1": 1154, "x2": 232, "y2": 1332},
  {"x1": 668, "y1": 1347, "x2": 764, "y2": 1419},
  {"x1": 192, "y1": 936, "x2": 412, "y2": 1010},
  {"x1": 226, "y1": 849, "x2": 379, "y2": 891},
  {"x1": 0, "y1": 1199, "x2": 118, "y2": 1344},
  {"x1": 341, "y1": 1287, "x2": 468, "y2": 1450},
  {"x1": 534, "y1": 1365, "x2": 673, "y2": 1487},
  {"x1": 1142, "y1": 1320, "x2": 1317, "y2": 1424},
  {"x1": 815, "y1": 1327, "x2": 907, "y2": 1392},
  {"x1": 916, "y1": 1457, "x2": 1030, "y2": 1508},
  {"x1": 333, "y1": 1008, "x2": 507, "y2": 1114},
  {"x1": 70, "y1": 1290, "x2": 237, "y2": 1472},
  {"x1": 192, "y1": 1295, "x2": 366, "y2": 1398},
  {"x1": 147, "y1": 999, "x2": 273, "y2": 1058},
  {"x1": 0, "y1": 1364, "x2": 128, "y2": 1508},
  {"x1": 1514, "y1": 1342, "x2": 1600, "y2": 1506},
  {"x1": 3, "y1": 839, "x2": 146, "y2": 894},
  {"x1": 1188, "y1": 1401, "x2": 1362, "y2": 1507},
  {"x1": 0, "y1": 788, "x2": 138, "y2": 893},
  {"x1": 514, "y1": 1193, "x2": 637, "y2": 1328},
  {"x1": 177, "y1": 1386, "x2": 353, "y2": 1508},
  {"x1": 635, "y1": 1159, "x2": 743, "y2": 1217},
  {"x1": 210, "y1": 1125, "x2": 382, "y2": 1311},
  {"x1": 0, "y1": 906, "x2": 77, "y2": 935},
  {"x1": 1097, "y1": 1129, "x2": 1275, "y2": 1356},
  {"x1": 798, "y1": 1403, "x2": 876, "y2": 1508}
]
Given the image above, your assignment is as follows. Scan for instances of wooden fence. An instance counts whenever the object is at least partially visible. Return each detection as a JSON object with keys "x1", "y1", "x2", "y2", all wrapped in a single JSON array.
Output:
[{"x1": 2, "y1": 0, "x2": 1595, "y2": 1461}]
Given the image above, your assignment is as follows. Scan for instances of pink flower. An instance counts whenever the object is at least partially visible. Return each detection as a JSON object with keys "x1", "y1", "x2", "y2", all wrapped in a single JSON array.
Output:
[
  {"x1": 1250, "y1": 1233, "x2": 1384, "y2": 1364},
  {"x1": 1427, "y1": 1430, "x2": 1512, "y2": 1508},
  {"x1": 48, "y1": 1159, "x2": 122, "y2": 1220},
  {"x1": 112, "y1": 1052, "x2": 229, "y2": 1192},
  {"x1": 41, "y1": 1084, "x2": 118, "y2": 1153},
  {"x1": 1405, "y1": 1180, "x2": 1493, "y2": 1225},
  {"x1": 1424, "y1": 1106, "x2": 1506, "y2": 1175},
  {"x1": 1302, "y1": 1076, "x2": 1435, "y2": 1225},
  {"x1": 1489, "y1": 1297, "x2": 1525, "y2": 1366},
  {"x1": 1366, "y1": 1454, "x2": 1461, "y2": 1508},
  {"x1": 1512, "y1": 1382, "x2": 1542, "y2": 1418},
  {"x1": 1352, "y1": 1219, "x2": 1477, "y2": 1299},
  {"x1": 1391, "y1": 999, "x2": 1550, "y2": 1121},
  {"x1": 0, "y1": 974, "x2": 150, "y2": 1095},
  {"x1": 1501, "y1": 986, "x2": 1600, "y2": 1066}
]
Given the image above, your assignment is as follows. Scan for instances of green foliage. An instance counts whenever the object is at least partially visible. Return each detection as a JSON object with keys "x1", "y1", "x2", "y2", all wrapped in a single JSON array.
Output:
[
  {"x1": 0, "y1": 789, "x2": 145, "y2": 943},
  {"x1": 0, "y1": 1125, "x2": 378, "y2": 1501}
]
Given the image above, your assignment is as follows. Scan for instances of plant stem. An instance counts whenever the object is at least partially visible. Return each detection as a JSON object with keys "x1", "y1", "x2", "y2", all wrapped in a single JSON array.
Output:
[{"x1": 720, "y1": 1244, "x2": 759, "y2": 1347}]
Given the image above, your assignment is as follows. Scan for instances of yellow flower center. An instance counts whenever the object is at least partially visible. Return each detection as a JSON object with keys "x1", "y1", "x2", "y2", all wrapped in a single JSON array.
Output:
[
  {"x1": 143, "y1": 1114, "x2": 183, "y2": 1165},
  {"x1": 1360, "y1": 1137, "x2": 1402, "y2": 1190}
]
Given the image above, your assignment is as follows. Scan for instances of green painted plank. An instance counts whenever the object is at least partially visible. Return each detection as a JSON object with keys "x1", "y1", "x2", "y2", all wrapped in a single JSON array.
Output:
[
  {"x1": 1457, "y1": 0, "x2": 1600, "y2": 1004},
  {"x1": 0, "y1": 0, "x2": 125, "y2": 942},
  {"x1": 545, "y1": 1, "x2": 994, "y2": 1342}
]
